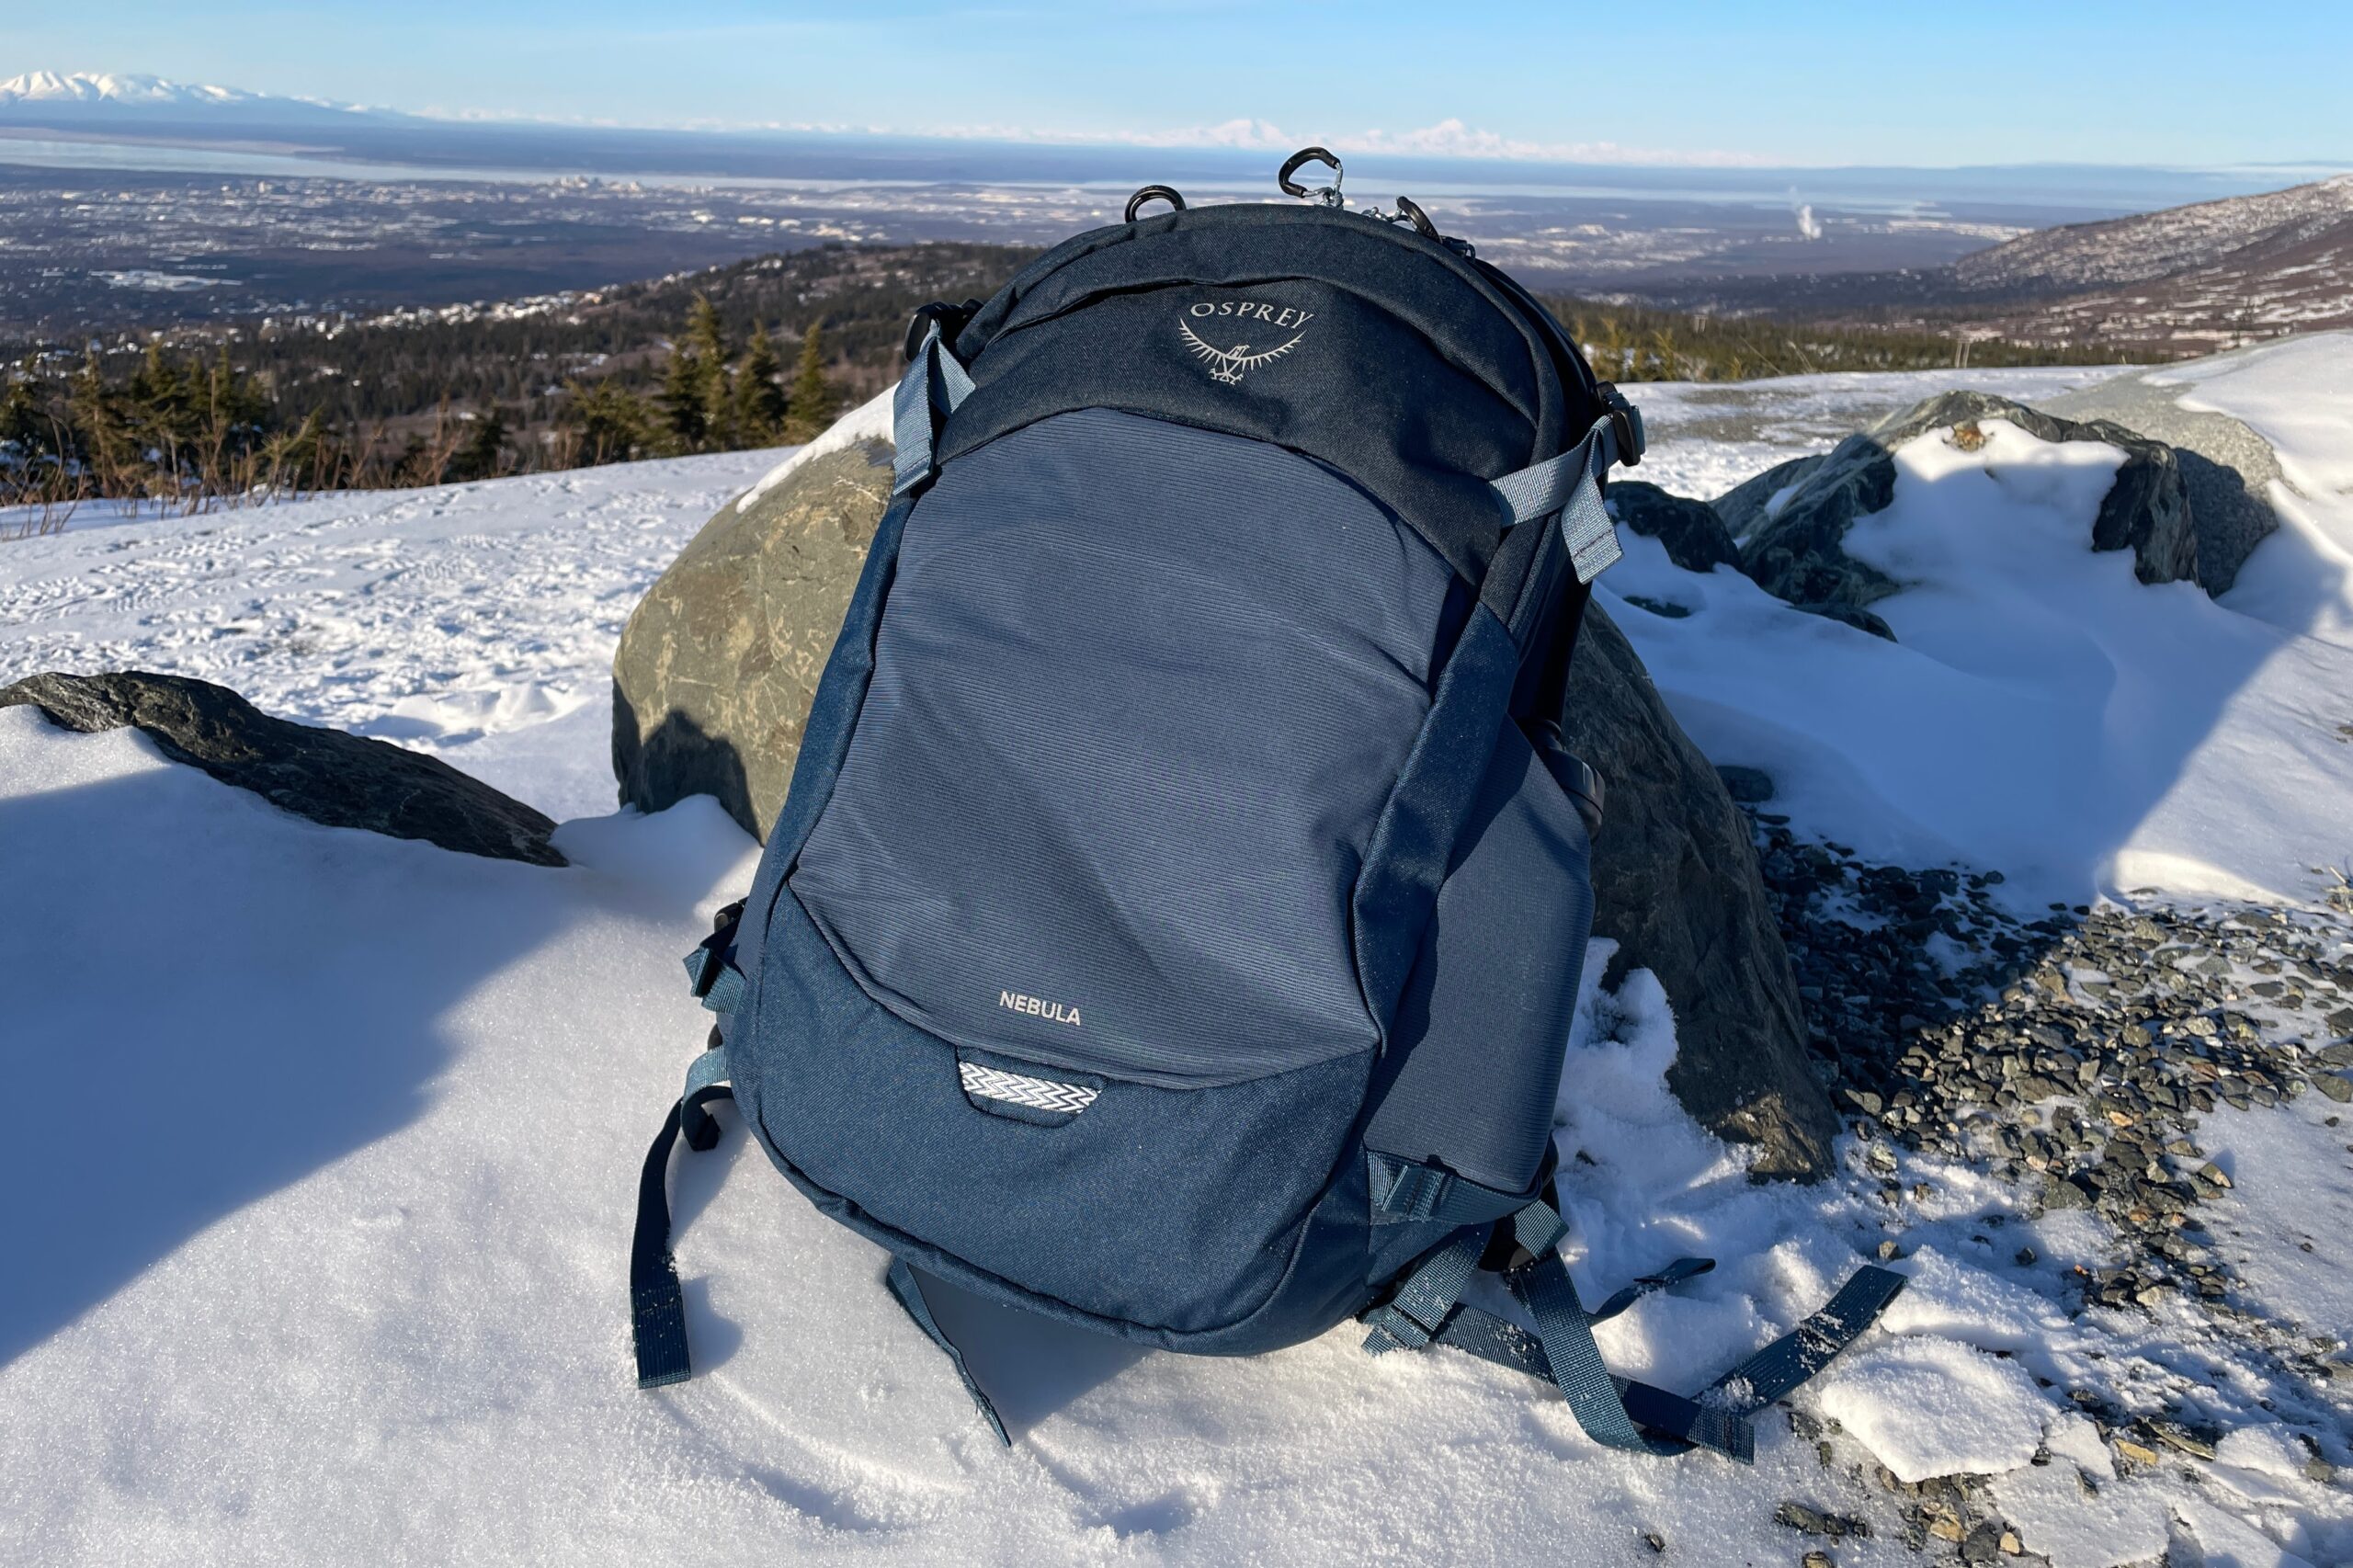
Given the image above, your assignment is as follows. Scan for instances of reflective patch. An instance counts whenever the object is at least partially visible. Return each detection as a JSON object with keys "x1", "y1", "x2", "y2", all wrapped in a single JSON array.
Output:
[{"x1": 958, "y1": 1061, "x2": 1100, "y2": 1117}]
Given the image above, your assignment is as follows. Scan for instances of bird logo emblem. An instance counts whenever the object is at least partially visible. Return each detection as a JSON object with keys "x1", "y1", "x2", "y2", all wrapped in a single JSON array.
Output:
[{"x1": 1178, "y1": 318, "x2": 1309, "y2": 385}]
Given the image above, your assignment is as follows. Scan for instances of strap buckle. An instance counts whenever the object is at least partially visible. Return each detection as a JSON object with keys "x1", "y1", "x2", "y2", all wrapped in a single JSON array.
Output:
[
  {"x1": 1597, "y1": 381, "x2": 1645, "y2": 468},
  {"x1": 904, "y1": 299, "x2": 980, "y2": 364}
]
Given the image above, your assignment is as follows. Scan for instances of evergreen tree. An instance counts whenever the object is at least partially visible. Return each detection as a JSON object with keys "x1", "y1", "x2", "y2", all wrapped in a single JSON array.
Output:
[
  {"x1": 69, "y1": 352, "x2": 131, "y2": 489},
  {"x1": 685, "y1": 293, "x2": 733, "y2": 449},
  {"x1": 450, "y1": 407, "x2": 508, "y2": 482},
  {"x1": 782, "y1": 321, "x2": 835, "y2": 444},
  {"x1": 733, "y1": 323, "x2": 788, "y2": 444},
  {"x1": 565, "y1": 379, "x2": 653, "y2": 465},
  {"x1": 657, "y1": 335, "x2": 709, "y2": 454}
]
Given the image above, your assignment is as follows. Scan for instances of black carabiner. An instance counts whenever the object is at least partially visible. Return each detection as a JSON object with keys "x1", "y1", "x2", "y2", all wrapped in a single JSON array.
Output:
[
  {"x1": 1124, "y1": 184, "x2": 1186, "y2": 222},
  {"x1": 1393, "y1": 195, "x2": 1442, "y2": 240},
  {"x1": 1278, "y1": 146, "x2": 1343, "y2": 202}
]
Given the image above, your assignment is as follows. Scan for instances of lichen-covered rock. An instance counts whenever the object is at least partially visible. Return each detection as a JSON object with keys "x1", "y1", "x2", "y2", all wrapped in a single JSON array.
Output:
[
  {"x1": 0, "y1": 670, "x2": 563, "y2": 865},
  {"x1": 1730, "y1": 391, "x2": 2201, "y2": 623},
  {"x1": 610, "y1": 438, "x2": 892, "y2": 838},
  {"x1": 612, "y1": 424, "x2": 1836, "y2": 1177},
  {"x1": 1560, "y1": 605, "x2": 1836, "y2": 1179}
]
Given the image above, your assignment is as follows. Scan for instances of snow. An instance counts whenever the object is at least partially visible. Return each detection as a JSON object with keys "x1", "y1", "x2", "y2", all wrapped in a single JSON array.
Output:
[
  {"x1": 1815, "y1": 1336, "x2": 2050, "y2": 1483},
  {"x1": 1598, "y1": 408, "x2": 2353, "y2": 909},
  {"x1": 6, "y1": 349, "x2": 2353, "y2": 1563},
  {"x1": 0, "y1": 453, "x2": 783, "y2": 824}
]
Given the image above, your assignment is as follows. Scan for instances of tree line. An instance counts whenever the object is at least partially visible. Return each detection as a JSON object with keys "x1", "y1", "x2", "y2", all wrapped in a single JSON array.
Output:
[{"x1": 3, "y1": 236, "x2": 2170, "y2": 536}]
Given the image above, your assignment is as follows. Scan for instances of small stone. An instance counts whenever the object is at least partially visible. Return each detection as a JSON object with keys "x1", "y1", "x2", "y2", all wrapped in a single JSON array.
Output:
[
  {"x1": 2114, "y1": 1438, "x2": 2159, "y2": 1466},
  {"x1": 1775, "y1": 1501, "x2": 1869, "y2": 1539},
  {"x1": 2196, "y1": 1163, "x2": 2233, "y2": 1188},
  {"x1": 1802, "y1": 1554, "x2": 1834, "y2": 1568},
  {"x1": 1641, "y1": 1530, "x2": 1665, "y2": 1554},
  {"x1": 2313, "y1": 1073, "x2": 2353, "y2": 1104},
  {"x1": 1999, "y1": 1530, "x2": 2022, "y2": 1555},
  {"x1": 1927, "y1": 1515, "x2": 1965, "y2": 1543},
  {"x1": 1961, "y1": 1521, "x2": 2006, "y2": 1563}
]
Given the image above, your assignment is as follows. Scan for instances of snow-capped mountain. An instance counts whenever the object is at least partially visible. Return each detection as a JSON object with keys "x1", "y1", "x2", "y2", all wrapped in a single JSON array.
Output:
[{"x1": 0, "y1": 70, "x2": 385, "y2": 121}]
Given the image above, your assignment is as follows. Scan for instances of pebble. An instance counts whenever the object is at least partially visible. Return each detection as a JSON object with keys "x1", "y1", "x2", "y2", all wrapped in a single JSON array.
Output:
[{"x1": 1751, "y1": 809, "x2": 2353, "y2": 1326}]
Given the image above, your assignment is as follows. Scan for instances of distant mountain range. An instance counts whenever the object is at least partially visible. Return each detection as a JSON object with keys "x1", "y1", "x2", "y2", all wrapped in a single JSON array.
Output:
[
  {"x1": 0, "y1": 70, "x2": 393, "y2": 124},
  {"x1": 1621, "y1": 170, "x2": 2353, "y2": 353},
  {"x1": 1939, "y1": 172, "x2": 2353, "y2": 347}
]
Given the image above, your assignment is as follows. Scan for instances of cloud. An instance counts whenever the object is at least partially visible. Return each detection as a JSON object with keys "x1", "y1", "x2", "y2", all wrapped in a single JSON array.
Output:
[{"x1": 861, "y1": 115, "x2": 1774, "y2": 167}]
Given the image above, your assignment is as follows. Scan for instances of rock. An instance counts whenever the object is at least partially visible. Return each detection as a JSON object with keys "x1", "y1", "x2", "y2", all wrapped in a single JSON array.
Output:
[
  {"x1": 2045, "y1": 368, "x2": 2285, "y2": 593},
  {"x1": 1733, "y1": 391, "x2": 2200, "y2": 622},
  {"x1": 1562, "y1": 605, "x2": 1838, "y2": 1178},
  {"x1": 1776, "y1": 1501, "x2": 1868, "y2": 1538},
  {"x1": 614, "y1": 416, "x2": 1837, "y2": 1179},
  {"x1": 1717, "y1": 764, "x2": 1777, "y2": 804},
  {"x1": 612, "y1": 437, "x2": 894, "y2": 837},
  {"x1": 1961, "y1": 1521, "x2": 2005, "y2": 1563},
  {"x1": 1606, "y1": 480, "x2": 1742, "y2": 573},
  {"x1": 1712, "y1": 452, "x2": 1826, "y2": 540},
  {"x1": 0, "y1": 670, "x2": 563, "y2": 866}
]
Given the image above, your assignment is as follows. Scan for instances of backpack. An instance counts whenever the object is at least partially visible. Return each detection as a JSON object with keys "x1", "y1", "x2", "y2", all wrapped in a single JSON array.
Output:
[{"x1": 629, "y1": 149, "x2": 1901, "y2": 1462}]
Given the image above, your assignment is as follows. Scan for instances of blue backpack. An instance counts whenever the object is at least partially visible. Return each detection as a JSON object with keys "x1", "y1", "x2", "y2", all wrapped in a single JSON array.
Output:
[{"x1": 631, "y1": 151, "x2": 1900, "y2": 1461}]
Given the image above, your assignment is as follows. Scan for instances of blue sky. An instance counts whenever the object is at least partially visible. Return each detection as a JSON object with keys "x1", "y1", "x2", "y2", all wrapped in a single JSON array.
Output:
[{"x1": 13, "y1": 1, "x2": 2351, "y2": 167}]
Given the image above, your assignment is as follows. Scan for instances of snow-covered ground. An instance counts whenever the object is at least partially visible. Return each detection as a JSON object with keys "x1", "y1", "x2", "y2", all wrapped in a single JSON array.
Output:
[{"x1": 4, "y1": 347, "x2": 2352, "y2": 1566}]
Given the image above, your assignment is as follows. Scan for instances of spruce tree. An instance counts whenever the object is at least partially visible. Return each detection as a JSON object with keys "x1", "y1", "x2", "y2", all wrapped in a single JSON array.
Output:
[
  {"x1": 734, "y1": 323, "x2": 788, "y2": 444},
  {"x1": 452, "y1": 407, "x2": 508, "y2": 482},
  {"x1": 782, "y1": 321, "x2": 835, "y2": 444},
  {"x1": 657, "y1": 338, "x2": 707, "y2": 454},
  {"x1": 685, "y1": 294, "x2": 733, "y2": 449},
  {"x1": 566, "y1": 379, "x2": 653, "y2": 465}
]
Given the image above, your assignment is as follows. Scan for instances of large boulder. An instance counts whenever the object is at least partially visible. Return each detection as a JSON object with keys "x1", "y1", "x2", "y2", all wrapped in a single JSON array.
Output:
[
  {"x1": 612, "y1": 437, "x2": 893, "y2": 840},
  {"x1": 0, "y1": 670, "x2": 563, "y2": 865},
  {"x1": 614, "y1": 423, "x2": 1837, "y2": 1177},
  {"x1": 2042, "y1": 369, "x2": 2283, "y2": 593},
  {"x1": 1722, "y1": 391, "x2": 2202, "y2": 624},
  {"x1": 1606, "y1": 481, "x2": 1742, "y2": 574},
  {"x1": 1560, "y1": 605, "x2": 1836, "y2": 1178},
  {"x1": 1713, "y1": 453, "x2": 1828, "y2": 543}
]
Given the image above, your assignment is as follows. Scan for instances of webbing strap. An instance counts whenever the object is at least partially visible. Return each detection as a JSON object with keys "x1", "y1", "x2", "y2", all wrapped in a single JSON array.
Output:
[
  {"x1": 1361, "y1": 1230, "x2": 1486, "y2": 1354},
  {"x1": 1701, "y1": 1263, "x2": 1908, "y2": 1411},
  {"x1": 1431, "y1": 1304, "x2": 1754, "y2": 1461},
  {"x1": 885, "y1": 1259, "x2": 1011, "y2": 1447},
  {"x1": 1489, "y1": 415, "x2": 1625, "y2": 585},
  {"x1": 1507, "y1": 1237, "x2": 1701, "y2": 1458},
  {"x1": 891, "y1": 320, "x2": 976, "y2": 497},
  {"x1": 1367, "y1": 1153, "x2": 1538, "y2": 1229},
  {"x1": 1361, "y1": 1196, "x2": 1904, "y2": 1463},
  {"x1": 631, "y1": 1049, "x2": 732, "y2": 1391}
]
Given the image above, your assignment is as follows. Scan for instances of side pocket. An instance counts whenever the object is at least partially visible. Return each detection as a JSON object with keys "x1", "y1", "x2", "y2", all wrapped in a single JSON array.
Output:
[{"x1": 1364, "y1": 722, "x2": 1596, "y2": 1196}]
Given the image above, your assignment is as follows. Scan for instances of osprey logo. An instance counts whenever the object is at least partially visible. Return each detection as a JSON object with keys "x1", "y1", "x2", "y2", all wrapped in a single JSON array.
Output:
[{"x1": 1179, "y1": 300, "x2": 1314, "y2": 385}]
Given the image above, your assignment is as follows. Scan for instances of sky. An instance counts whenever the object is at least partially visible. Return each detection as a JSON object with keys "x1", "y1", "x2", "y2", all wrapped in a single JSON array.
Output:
[{"x1": 8, "y1": 1, "x2": 2353, "y2": 169}]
